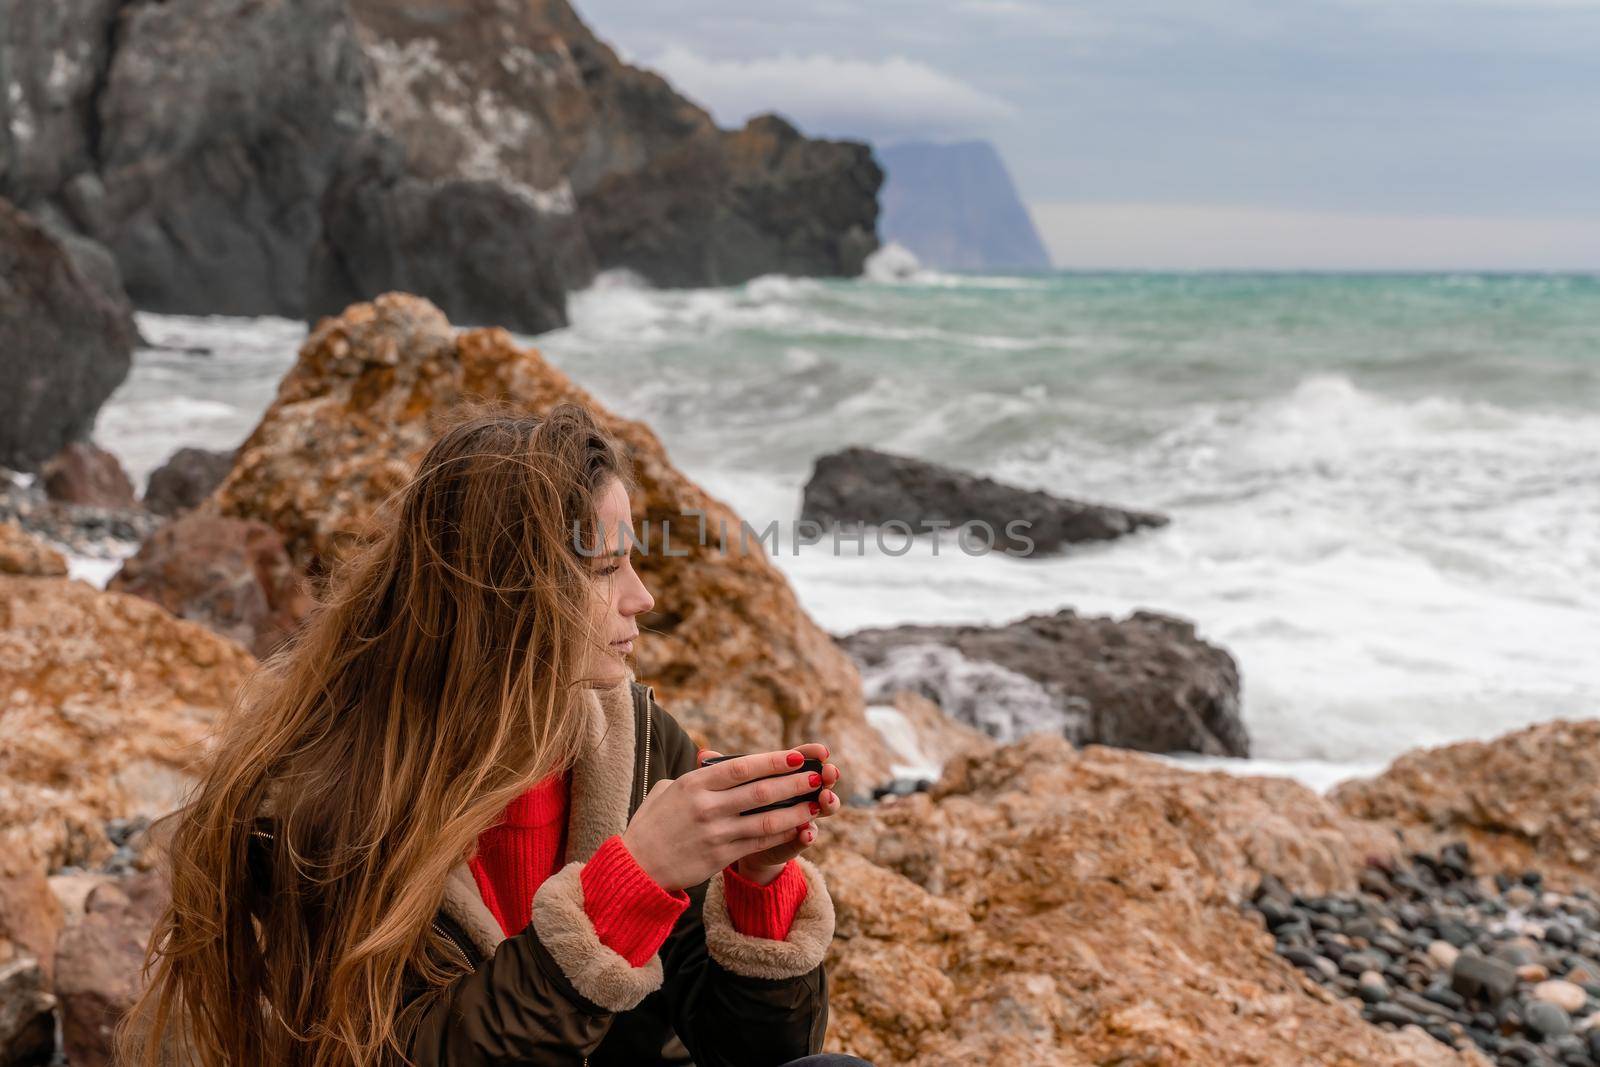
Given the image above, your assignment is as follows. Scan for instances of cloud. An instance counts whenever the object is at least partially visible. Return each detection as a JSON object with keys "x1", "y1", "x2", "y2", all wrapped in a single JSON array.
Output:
[
  {"x1": 637, "y1": 46, "x2": 1019, "y2": 141},
  {"x1": 1031, "y1": 201, "x2": 1600, "y2": 270}
]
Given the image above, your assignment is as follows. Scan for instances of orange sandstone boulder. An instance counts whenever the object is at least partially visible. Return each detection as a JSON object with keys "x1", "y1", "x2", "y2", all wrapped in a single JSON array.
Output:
[
  {"x1": 207, "y1": 293, "x2": 893, "y2": 786},
  {"x1": 0, "y1": 521, "x2": 67, "y2": 577},
  {"x1": 0, "y1": 575, "x2": 256, "y2": 872},
  {"x1": 812, "y1": 734, "x2": 1487, "y2": 1066},
  {"x1": 1332, "y1": 718, "x2": 1600, "y2": 894}
]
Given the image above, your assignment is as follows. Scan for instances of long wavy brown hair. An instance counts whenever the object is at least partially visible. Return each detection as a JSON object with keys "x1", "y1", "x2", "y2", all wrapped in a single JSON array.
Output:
[{"x1": 117, "y1": 403, "x2": 637, "y2": 1066}]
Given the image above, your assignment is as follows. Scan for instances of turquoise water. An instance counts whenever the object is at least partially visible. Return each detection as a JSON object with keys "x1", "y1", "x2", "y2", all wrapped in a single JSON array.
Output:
[{"x1": 100, "y1": 268, "x2": 1600, "y2": 785}]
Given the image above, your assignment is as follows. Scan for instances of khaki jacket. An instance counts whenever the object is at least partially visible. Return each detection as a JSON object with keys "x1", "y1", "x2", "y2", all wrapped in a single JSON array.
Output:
[{"x1": 256, "y1": 669, "x2": 835, "y2": 1066}]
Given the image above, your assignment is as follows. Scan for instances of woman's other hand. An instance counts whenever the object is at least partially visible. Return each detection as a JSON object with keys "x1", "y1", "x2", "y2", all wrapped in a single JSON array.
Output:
[
  {"x1": 619, "y1": 744, "x2": 839, "y2": 892},
  {"x1": 704, "y1": 742, "x2": 840, "y2": 886}
]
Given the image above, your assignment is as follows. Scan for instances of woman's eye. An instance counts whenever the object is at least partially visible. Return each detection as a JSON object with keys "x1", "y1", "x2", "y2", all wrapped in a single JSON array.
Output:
[{"x1": 599, "y1": 562, "x2": 621, "y2": 576}]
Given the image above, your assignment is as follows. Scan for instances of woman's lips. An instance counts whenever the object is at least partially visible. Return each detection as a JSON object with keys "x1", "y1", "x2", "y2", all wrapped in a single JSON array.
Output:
[{"x1": 610, "y1": 638, "x2": 635, "y2": 652}]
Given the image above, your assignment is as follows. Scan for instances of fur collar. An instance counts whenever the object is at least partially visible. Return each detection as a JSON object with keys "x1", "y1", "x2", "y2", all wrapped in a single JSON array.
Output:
[{"x1": 437, "y1": 667, "x2": 641, "y2": 959}]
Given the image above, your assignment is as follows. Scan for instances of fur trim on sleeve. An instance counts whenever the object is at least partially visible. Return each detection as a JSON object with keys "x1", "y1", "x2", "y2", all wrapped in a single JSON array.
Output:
[
  {"x1": 702, "y1": 855, "x2": 834, "y2": 980},
  {"x1": 529, "y1": 860, "x2": 665, "y2": 1012}
]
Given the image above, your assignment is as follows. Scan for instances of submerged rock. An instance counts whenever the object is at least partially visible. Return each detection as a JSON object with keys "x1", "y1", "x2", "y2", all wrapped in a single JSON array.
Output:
[{"x1": 0, "y1": 472, "x2": 157, "y2": 557}]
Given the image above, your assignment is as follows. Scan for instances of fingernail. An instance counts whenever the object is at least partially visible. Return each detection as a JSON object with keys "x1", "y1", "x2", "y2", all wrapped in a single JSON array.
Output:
[
  {"x1": 808, "y1": 802, "x2": 820, "y2": 815},
  {"x1": 786, "y1": 751, "x2": 803, "y2": 767},
  {"x1": 823, "y1": 790, "x2": 835, "y2": 805},
  {"x1": 807, "y1": 772, "x2": 821, "y2": 787},
  {"x1": 804, "y1": 830, "x2": 815, "y2": 842}
]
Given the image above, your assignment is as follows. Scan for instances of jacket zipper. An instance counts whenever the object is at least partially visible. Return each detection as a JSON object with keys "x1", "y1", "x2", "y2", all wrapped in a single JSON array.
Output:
[
  {"x1": 252, "y1": 829, "x2": 477, "y2": 973},
  {"x1": 431, "y1": 920, "x2": 474, "y2": 970},
  {"x1": 641, "y1": 683, "x2": 653, "y2": 807}
]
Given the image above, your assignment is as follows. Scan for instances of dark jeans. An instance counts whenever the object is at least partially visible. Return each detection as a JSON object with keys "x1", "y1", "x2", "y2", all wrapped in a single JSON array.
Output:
[{"x1": 778, "y1": 1057, "x2": 875, "y2": 1067}]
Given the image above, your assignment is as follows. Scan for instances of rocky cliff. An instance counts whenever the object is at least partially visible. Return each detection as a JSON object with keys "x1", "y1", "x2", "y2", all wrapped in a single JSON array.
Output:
[{"x1": 0, "y1": 0, "x2": 881, "y2": 331}]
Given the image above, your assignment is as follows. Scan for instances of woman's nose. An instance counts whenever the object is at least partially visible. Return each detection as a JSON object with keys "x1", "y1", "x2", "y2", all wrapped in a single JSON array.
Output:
[{"x1": 625, "y1": 574, "x2": 655, "y2": 616}]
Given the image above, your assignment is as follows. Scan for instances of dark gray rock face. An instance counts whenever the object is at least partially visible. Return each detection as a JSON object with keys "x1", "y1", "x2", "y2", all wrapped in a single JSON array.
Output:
[
  {"x1": 878, "y1": 140, "x2": 1052, "y2": 271},
  {"x1": 0, "y1": 199, "x2": 136, "y2": 472},
  {"x1": 0, "y1": 0, "x2": 124, "y2": 205},
  {"x1": 87, "y1": 0, "x2": 368, "y2": 315},
  {"x1": 801, "y1": 446, "x2": 1169, "y2": 558},
  {"x1": 143, "y1": 446, "x2": 234, "y2": 517},
  {"x1": 307, "y1": 135, "x2": 579, "y2": 334},
  {"x1": 3, "y1": 0, "x2": 879, "y2": 329},
  {"x1": 579, "y1": 114, "x2": 882, "y2": 288},
  {"x1": 839, "y1": 607, "x2": 1248, "y2": 757},
  {"x1": 347, "y1": 0, "x2": 880, "y2": 290}
]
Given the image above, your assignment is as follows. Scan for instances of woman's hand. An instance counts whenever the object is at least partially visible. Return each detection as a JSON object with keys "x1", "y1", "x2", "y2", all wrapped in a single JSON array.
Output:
[
  {"x1": 619, "y1": 746, "x2": 835, "y2": 892},
  {"x1": 702, "y1": 743, "x2": 842, "y2": 886}
]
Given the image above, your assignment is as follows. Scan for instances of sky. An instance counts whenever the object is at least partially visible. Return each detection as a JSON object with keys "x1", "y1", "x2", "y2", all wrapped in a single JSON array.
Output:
[{"x1": 575, "y1": 0, "x2": 1600, "y2": 270}]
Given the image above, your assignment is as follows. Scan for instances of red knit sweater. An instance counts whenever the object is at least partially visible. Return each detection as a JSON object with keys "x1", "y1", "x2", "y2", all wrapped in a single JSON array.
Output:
[{"x1": 467, "y1": 771, "x2": 809, "y2": 966}]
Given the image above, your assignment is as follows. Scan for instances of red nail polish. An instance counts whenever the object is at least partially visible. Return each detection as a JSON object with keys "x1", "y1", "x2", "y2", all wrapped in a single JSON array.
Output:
[
  {"x1": 807, "y1": 772, "x2": 821, "y2": 787},
  {"x1": 786, "y1": 751, "x2": 803, "y2": 767},
  {"x1": 809, "y1": 802, "x2": 820, "y2": 815}
]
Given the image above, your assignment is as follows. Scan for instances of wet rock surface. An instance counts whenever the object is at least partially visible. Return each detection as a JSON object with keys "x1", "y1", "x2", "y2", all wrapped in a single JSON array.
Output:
[{"x1": 839, "y1": 606, "x2": 1248, "y2": 757}]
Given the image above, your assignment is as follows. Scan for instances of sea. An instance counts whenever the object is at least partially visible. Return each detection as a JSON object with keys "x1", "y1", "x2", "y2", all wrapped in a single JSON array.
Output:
[{"x1": 91, "y1": 255, "x2": 1600, "y2": 793}]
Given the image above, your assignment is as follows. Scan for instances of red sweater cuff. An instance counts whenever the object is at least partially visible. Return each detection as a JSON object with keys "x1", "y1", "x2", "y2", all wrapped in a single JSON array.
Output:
[
  {"x1": 721, "y1": 859, "x2": 808, "y2": 940},
  {"x1": 580, "y1": 834, "x2": 689, "y2": 967}
]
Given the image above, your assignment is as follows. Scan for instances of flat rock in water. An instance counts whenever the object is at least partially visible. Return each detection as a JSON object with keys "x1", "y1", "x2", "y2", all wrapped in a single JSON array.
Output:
[{"x1": 800, "y1": 445, "x2": 1168, "y2": 557}]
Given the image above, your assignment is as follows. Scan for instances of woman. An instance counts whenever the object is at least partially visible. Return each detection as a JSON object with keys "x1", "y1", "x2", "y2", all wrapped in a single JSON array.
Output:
[{"x1": 119, "y1": 405, "x2": 871, "y2": 1067}]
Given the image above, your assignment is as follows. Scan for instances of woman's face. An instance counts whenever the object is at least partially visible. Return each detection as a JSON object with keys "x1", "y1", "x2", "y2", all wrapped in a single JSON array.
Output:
[{"x1": 583, "y1": 478, "x2": 655, "y2": 687}]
